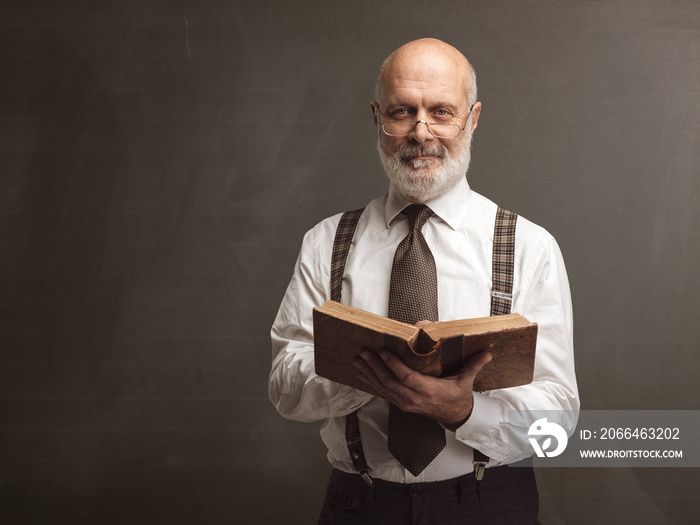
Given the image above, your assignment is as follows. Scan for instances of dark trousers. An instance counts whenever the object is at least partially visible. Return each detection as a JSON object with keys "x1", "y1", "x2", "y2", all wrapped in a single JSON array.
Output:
[{"x1": 317, "y1": 459, "x2": 540, "y2": 525}]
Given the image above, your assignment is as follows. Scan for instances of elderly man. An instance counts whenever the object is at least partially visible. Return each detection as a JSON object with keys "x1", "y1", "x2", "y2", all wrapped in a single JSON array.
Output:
[{"x1": 269, "y1": 38, "x2": 578, "y2": 524}]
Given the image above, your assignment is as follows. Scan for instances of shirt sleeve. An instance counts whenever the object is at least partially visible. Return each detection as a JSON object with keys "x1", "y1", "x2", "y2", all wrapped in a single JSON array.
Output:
[
  {"x1": 268, "y1": 219, "x2": 374, "y2": 423},
  {"x1": 455, "y1": 233, "x2": 579, "y2": 465}
]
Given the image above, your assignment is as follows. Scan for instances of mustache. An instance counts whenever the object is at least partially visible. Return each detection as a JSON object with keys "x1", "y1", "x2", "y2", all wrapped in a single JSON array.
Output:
[{"x1": 396, "y1": 144, "x2": 447, "y2": 161}]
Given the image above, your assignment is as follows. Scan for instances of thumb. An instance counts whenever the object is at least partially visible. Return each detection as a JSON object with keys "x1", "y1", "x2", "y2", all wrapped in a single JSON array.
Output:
[{"x1": 456, "y1": 351, "x2": 492, "y2": 385}]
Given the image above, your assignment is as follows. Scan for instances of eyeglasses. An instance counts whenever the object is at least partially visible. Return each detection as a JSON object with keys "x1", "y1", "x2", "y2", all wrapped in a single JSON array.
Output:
[{"x1": 377, "y1": 104, "x2": 476, "y2": 139}]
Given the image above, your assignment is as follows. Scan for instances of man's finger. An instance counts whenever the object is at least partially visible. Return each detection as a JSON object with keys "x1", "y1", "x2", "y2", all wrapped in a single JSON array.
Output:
[
  {"x1": 376, "y1": 350, "x2": 437, "y2": 393},
  {"x1": 352, "y1": 352, "x2": 386, "y2": 391},
  {"x1": 354, "y1": 351, "x2": 405, "y2": 393},
  {"x1": 455, "y1": 351, "x2": 492, "y2": 385},
  {"x1": 376, "y1": 351, "x2": 412, "y2": 380}
]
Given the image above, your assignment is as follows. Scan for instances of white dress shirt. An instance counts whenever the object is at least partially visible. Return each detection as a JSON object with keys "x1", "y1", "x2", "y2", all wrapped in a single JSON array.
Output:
[{"x1": 269, "y1": 177, "x2": 579, "y2": 483}]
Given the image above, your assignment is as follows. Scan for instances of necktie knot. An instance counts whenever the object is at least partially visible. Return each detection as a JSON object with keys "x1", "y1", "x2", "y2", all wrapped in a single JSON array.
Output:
[{"x1": 406, "y1": 204, "x2": 433, "y2": 232}]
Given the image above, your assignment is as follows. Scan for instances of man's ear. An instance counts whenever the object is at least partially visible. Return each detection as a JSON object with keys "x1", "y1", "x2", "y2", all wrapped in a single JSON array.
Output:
[
  {"x1": 371, "y1": 100, "x2": 380, "y2": 127},
  {"x1": 469, "y1": 101, "x2": 482, "y2": 134}
]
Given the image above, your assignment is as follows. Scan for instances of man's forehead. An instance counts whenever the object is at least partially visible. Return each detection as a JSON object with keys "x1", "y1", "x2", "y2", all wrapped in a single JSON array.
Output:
[
  {"x1": 380, "y1": 61, "x2": 468, "y2": 105},
  {"x1": 382, "y1": 81, "x2": 464, "y2": 106}
]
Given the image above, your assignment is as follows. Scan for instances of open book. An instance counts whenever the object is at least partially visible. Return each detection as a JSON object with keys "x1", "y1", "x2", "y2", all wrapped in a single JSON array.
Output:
[{"x1": 313, "y1": 300, "x2": 537, "y2": 396}]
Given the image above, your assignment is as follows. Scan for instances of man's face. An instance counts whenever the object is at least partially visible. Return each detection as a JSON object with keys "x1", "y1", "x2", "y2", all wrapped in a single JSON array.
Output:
[{"x1": 372, "y1": 49, "x2": 480, "y2": 203}]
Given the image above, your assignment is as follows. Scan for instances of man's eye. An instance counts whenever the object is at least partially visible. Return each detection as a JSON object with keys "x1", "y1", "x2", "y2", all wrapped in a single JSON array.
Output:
[
  {"x1": 390, "y1": 109, "x2": 410, "y2": 119},
  {"x1": 434, "y1": 109, "x2": 451, "y2": 118}
]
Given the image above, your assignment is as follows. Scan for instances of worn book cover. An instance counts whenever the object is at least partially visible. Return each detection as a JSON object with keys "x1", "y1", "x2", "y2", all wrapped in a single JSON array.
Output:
[{"x1": 313, "y1": 300, "x2": 537, "y2": 396}]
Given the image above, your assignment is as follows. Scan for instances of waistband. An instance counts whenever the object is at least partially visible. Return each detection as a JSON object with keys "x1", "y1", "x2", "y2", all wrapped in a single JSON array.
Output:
[
  {"x1": 324, "y1": 457, "x2": 540, "y2": 522},
  {"x1": 333, "y1": 456, "x2": 534, "y2": 494}
]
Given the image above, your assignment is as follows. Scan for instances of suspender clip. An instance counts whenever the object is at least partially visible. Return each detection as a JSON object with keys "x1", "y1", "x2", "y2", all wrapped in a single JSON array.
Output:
[
  {"x1": 359, "y1": 470, "x2": 374, "y2": 487},
  {"x1": 473, "y1": 460, "x2": 486, "y2": 481},
  {"x1": 473, "y1": 448, "x2": 489, "y2": 481},
  {"x1": 347, "y1": 437, "x2": 373, "y2": 486},
  {"x1": 491, "y1": 290, "x2": 512, "y2": 301}
]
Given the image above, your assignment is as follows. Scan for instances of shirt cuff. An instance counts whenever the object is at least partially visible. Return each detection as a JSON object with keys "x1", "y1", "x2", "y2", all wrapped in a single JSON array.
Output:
[{"x1": 454, "y1": 393, "x2": 503, "y2": 455}]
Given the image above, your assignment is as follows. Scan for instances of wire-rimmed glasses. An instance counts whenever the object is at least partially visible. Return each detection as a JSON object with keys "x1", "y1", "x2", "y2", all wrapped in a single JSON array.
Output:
[{"x1": 378, "y1": 104, "x2": 475, "y2": 138}]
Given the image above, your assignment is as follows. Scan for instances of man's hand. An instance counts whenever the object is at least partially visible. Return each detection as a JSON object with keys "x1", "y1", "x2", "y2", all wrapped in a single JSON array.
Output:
[{"x1": 353, "y1": 343, "x2": 492, "y2": 430}]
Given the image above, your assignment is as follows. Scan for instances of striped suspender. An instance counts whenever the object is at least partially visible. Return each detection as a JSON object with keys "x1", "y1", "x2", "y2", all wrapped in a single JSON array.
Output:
[
  {"x1": 490, "y1": 207, "x2": 518, "y2": 316},
  {"x1": 473, "y1": 206, "x2": 519, "y2": 481},
  {"x1": 329, "y1": 208, "x2": 372, "y2": 485},
  {"x1": 329, "y1": 206, "x2": 518, "y2": 484},
  {"x1": 330, "y1": 208, "x2": 365, "y2": 300}
]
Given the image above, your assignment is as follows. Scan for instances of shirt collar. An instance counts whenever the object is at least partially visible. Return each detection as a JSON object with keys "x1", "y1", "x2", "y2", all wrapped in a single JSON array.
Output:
[{"x1": 385, "y1": 177, "x2": 472, "y2": 231}]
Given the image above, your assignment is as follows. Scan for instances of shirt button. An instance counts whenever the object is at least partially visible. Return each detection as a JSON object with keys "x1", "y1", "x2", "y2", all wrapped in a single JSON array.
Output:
[
  {"x1": 463, "y1": 434, "x2": 471, "y2": 440},
  {"x1": 410, "y1": 486, "x2": 422, "y2": 497}
]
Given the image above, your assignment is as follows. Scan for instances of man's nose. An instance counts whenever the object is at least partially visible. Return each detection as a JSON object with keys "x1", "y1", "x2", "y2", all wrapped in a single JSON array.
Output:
[{"x1": 411, "y1": 120, "x2": 434, "y2": 143}]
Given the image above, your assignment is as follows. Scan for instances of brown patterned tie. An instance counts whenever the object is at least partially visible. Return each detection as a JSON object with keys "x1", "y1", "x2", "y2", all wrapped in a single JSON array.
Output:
[{"x1": 387, "y1": 204, "x2": 446, "y2": 476}]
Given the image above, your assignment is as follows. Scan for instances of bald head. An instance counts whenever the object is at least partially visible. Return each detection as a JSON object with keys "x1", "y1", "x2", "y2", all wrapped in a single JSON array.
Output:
[{"x1": 376, "y1": 38, "x2": 477, "y2": 108}]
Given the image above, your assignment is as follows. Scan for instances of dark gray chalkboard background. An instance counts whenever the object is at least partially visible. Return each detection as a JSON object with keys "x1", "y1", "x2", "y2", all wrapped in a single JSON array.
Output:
[{"x1": 1, "y1": 1, "x2": 699, "y2": 523}]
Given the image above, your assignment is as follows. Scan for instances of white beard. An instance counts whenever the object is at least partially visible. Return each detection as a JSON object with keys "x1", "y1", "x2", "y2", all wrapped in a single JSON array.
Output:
[{"x1": 378, "y1": 131, "x2": 472, "y2": 204}]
